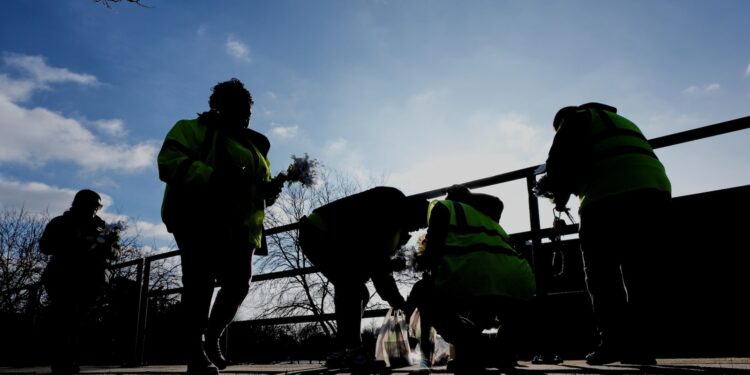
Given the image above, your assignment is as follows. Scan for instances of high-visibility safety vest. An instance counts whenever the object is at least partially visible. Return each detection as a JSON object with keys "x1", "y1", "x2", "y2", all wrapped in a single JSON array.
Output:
[
  {"x1": 158, "y1": 118, "x2": 271, "y2": 248},
  {"x1": 574, "y1": 107, "x2": 671, "y2": 208},
  {"x1": 427, "y1": 200, "x2": 536, "y2": 301}
]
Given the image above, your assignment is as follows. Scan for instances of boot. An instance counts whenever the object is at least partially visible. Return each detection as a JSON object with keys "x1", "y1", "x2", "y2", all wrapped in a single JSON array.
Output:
[
  {"x1": 186, "y1": 344, "x2": 219, "y2": 375},
  {"x1": 204, "y1": 333, "x2": 228, "y2": 370}
]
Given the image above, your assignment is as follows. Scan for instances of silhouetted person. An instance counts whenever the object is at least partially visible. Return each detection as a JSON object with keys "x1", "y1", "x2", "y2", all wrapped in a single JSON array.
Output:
[
  {"x1": 297, "y1": 186, "x2": 428, "y2": 369},
  {"x1": 538, "y1": 103, "x2": 671, "y2": 365},
  {"x1": 158, "y1": 78, "x2": 280, "y2": 375},
  {"x1": 40, "y1": 189, "x2": 118, "y2": 375},
  {"x1": 414, "y1": 186, "x2": 536, "y2": 374}
]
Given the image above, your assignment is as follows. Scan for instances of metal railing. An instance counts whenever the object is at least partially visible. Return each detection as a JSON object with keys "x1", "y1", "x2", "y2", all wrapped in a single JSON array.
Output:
[{"x1": 4, "y1": 115, "x2": 750, "y2": 366}]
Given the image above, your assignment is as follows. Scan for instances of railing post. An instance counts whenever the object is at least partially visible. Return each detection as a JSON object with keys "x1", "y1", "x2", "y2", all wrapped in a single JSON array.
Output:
[
  {"x1": 127, "y1": 258, "x2": 145, "y2": 367},
  {"x1": 526, "y1": 174, "x2": 547, "y2": 296},
  {"x1": 134, "y1": 258, "x2": 151, "y2": 366}
]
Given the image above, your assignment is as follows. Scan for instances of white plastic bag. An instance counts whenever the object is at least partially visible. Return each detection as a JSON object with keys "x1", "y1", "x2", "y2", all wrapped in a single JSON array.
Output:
[{"x1": 375, "y1": 308, "x2": 412, "y2": 367}]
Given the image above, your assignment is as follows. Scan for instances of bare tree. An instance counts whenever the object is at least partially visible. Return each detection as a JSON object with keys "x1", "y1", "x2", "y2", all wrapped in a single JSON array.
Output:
[
  {"x1": 0, "y1": 207, "x2": 48, "y2": 313},
  {"x1": 93, "y1": 0, "x2": 152, "y2": 8},
  {"x1": 0, "y1": 206, "x2": 181, "y2": 314}
]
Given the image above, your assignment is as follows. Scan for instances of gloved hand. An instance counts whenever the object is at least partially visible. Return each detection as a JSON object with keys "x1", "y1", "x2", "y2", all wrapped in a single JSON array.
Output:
[
  {"x1": 264, "y1": 176, "x2": 285, "y2": 206},
  {"x1": 389, "y1": 256, "x2": 408, "y2": 272},
  {"x1": 553, "y1": 194, "x2": 571, "y2": 212},
  {"x1": 389, "y1": 296, "x2": 407, "y2": 313}
]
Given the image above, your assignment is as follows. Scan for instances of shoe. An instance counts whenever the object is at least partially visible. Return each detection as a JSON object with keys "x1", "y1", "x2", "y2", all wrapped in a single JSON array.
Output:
[
  {"x1": 51, "y1": 364, "x2": 79, "y2": 375},
  {"x1": 409, "y1": 359, "x2": 431, "y2": 375},
  {"x1": 204, "y1": 334, "x2": 228, "y2": 370},
  {"x1": 187, "y1": 349, "x2": 219, "y2": 375},
  {"x1": 585, "y1": 348, "x2": 620, "y2": 366},
  {"x1": 531, "y1": 353, "x2": 563, "y2": 365}
]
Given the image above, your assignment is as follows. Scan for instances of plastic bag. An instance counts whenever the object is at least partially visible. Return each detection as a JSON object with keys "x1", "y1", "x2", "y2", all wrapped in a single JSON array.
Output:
[
  {"x1": 407, "y1": 308, "x2": 451, "y2": 366},
  {"x1": 375, "y1": 308, "x2": 412, "y2": 367}
]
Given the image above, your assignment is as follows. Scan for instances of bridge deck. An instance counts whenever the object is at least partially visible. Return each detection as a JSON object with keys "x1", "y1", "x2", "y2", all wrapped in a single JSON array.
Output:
[{"x1": 3, "y1": 358, "x2": 750, "y2": 374}]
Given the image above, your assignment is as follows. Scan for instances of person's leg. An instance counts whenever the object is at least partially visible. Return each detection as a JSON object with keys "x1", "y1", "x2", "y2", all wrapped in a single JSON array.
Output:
[
  {"x1": 205, "y1": 238, "x2": 254, "y2": 369},
  {"x1": 579, "y1": 203, "x2": 628, "y2": 364},
  {"x1": 332, "y1": 279, "x2": 369, "y2": 349},
  {"x1": 408, "y1": 277, "x2": 435, "y2": 367},
  {"x1": 175, "y1": 231, "x2": 217, "y2": 374},
  {"x1": 46, "y1": 281, "x2": 78, "y2": 375},
  {"x1": 617, "y1": 191, "x2": 670, "y2": 364}
]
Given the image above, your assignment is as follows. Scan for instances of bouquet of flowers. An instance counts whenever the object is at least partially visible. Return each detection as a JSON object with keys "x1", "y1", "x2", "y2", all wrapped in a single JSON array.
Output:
[
  {"x1": 90, "y1": 221, "x2": 124, "y2": 260},
  {"x1": 264, "y1": 154, "x2": 320, "y2": 206},
  {"x1": 275, "y1": 153, "x2": 319, "y2": 187}
]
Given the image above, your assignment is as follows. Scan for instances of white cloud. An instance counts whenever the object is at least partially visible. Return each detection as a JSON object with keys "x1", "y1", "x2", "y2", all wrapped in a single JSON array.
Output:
[
  {"x1": 0, "y1": 176, "x2": 173, "y2": 246},
  {"x1": 0, "y1": 56, "x2": 158, "y2": 172},
  {"x1": 325, "y1": 137, "x2": 348, "y2": 155},
  {"x1": 94, "y1": 118, "x2": 127, "y2": 137},
  {"x1": 226, "y1": 35, "x2": 251, "y2": 62},
  {"x1": 4, "y1": 54, "x2": 98, "y2": 87},
  {"x1": 705, "y1": 83, "x2": 720, "y2": 92},
  {"x1": 196, "y1": 24, "x2": 207, "y2": 37},
  {"x1": 0, "y1": 94, "x2": 157, "y2": 171},
  {"x1": 270, "y1": 124, "x2": 298, "y2": 139},
  {"x1": 493, "y1": 113, "x2": 540, "y2": 154},
  {"x1": 0, "y1": 74, "x2": 34, "y2": 102},
  {"x1": 682, "y1": 83, "x2": 721, "y2": 95},
  {"x1": 125, "y1": 219, "x2": 174, "y2": 244},
  {"x1": 746, "y1": 63, "x2": 750, "y2": 76},
  {"x1": 0, "y1": 177, "x2": 77, "y2": 214}
]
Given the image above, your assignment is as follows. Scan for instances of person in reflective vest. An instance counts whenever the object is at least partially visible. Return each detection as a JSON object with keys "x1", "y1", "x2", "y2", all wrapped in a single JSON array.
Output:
[
  {"x1": 297, "y1": 186, "x2": 429, "y2": 369},
  {"x1": 158, "y1": 78, "x2": 279, "y2": 375},
  {"x1": 416, "y1": 186, "x2": 535, "y2": 373},
  {"x1": 541, "y1": 103, "x2": 671, "y2": 365}
]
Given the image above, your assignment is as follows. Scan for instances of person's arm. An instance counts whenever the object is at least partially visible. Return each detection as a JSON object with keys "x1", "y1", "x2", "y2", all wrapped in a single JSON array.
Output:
[
  {"x1": 371, "y1": 270, "x2": 406, "y2": 310},
  {"x1": 157, "y1": 120, "x2": 215, "y2": 187},
  {"x1": 423, "y1": 203, "x2": 450, "y2": 267},
  {"x1": 39, "y1": 217, "x2": 64, "y2": 256},
  {"x1": 545, "y1": 112, "x2": 588, "y2": 209}
]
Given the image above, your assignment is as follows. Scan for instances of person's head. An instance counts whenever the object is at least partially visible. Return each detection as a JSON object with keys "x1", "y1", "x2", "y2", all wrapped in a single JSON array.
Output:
[
  {"x1": 446, "y1": 184, "x2": 504, "y2": 222},
  {"x1": 402, "y1": 195, "x2": 430, "y2": 231},
  {"x1": 553, "y1": 106, "x2": 580, "y2": 132},
  {"x1": 71, "y1": 189, "x2": 102, "y2": 217},
  {"x1": 553, "y1": 102, "x2": 617, "y2": 131},
  {"x1": 209, "y1": 78, "x2": 254, "y2": 128}
]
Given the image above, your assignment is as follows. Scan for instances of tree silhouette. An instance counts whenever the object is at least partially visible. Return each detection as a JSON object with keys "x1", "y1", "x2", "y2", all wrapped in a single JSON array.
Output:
[
  {"x1": 93, "y1": 0, "x2": 151, "y2": 8},
  {"x1": 252, "y1": 168, "x2": 418, "y2": 339}
]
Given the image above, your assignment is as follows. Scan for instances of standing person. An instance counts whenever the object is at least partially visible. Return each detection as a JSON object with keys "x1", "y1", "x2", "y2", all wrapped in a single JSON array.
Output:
[
  {"x1": 538, "y1": 102, "x2": 671, "y2": 365},
  {"x1": 158, "y1": 78, "x2": 279, "y2": 375},
  {"x1": 415, "y1": 186, "x2": 536, "y2": 374},
  {"x1": 297, "y1": 186, "x2": 429, "y2": 369},
  {"x1": 40, "y1": 189, "x2": 119, "y2": 375}
]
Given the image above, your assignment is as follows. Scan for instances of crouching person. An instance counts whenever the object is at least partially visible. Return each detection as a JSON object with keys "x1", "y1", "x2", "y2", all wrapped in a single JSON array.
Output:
[
  {"x1": 417, "y1": 186, "x2": 536, "y2": 374},
  {"x1": 297, "y1": 186, "x2": 429, "y2": 370}
]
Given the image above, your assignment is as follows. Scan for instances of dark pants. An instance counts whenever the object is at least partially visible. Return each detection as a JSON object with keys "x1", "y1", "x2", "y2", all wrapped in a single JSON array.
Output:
[
  {"x1": 298, "y1": 219, "x2": 371, "y2": 350},
  {"x1": 174, "y1": 227, "x2": 254, "y2": 361},
  {"x1": 579, "y1": 189, "x2": 670, "y2": 353},
  {"x1": 410, "y1": 277, "x2": 527, "y2": 364},
  {"x1": 43, "y1": 268, "x2": 102, "y2": 374}
]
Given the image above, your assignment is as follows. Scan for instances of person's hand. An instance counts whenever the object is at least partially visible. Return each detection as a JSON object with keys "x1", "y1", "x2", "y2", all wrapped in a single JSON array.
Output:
[
  {"x1": 553, "y1": 194, "x2": 571, "y2": 212},
  {"x1": 264, "y1": 177, "x2": 284, "y2": 206},
  {"x1": 390, "y1": 297, "x2": 407, "y2": 313},
  {"x1": 389, "y1": 256, "x2": 408, "y2": 272}
]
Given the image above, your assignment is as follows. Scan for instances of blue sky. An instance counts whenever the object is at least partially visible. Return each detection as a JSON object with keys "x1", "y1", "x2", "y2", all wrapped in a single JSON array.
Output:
[{"x1": 1, "y1": 0, "x2": 749, "y2": 251}]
